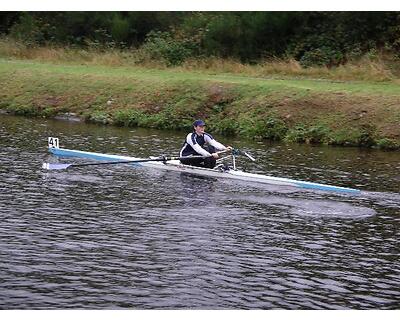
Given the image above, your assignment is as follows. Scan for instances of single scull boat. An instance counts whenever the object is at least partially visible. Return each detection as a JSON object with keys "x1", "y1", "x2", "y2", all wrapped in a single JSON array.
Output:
[{"x1": 43, "y1": 137, "x2": 360, "y2": 194}]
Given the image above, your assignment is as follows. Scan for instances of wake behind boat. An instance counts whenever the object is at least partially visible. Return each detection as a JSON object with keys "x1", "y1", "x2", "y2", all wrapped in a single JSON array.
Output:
[{"x1": 43, "y1": 137, "x2": 360, "y2": 194}]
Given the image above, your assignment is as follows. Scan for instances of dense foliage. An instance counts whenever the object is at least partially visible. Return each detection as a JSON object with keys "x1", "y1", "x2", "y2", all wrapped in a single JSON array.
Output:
[{"x1": 1, "y1": 12, "x2": 399, "y2": 66}]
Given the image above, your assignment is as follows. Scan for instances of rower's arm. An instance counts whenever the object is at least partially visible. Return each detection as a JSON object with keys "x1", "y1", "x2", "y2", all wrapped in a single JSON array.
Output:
[{"x1": 205, "y1": 134, "x2": 226, "y2": 150}]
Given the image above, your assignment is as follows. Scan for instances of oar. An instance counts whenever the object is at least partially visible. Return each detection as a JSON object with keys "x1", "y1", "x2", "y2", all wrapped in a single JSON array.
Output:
[
  {"x1": 42, "y1": 148, "x2": 236, "y2": 171},
  {"x1": 43, "y1": 148, "x2": 254, "y2": 171},
  {"x1": 42, "y1": 154, "x2": 219, "y2": 171},
  {"x1": 233, "y1": 149, "x2": 256, "y2": 161}
]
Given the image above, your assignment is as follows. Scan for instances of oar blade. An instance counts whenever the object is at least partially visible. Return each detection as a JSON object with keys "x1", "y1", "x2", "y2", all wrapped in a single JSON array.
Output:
[
  {"x1": 42, "y1": 163, "x2": 72, "y2": 170},
  {"x1": 243, "y1": 151, "x2": 256, "y2": 161},
  {"x1": 233, "y1": 149, "x2": 256, "y2": 161}
]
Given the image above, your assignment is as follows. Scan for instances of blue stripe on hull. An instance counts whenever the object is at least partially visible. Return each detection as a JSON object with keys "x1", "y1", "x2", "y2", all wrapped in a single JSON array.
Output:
[{"x1": 295, "y1": 182, "x2": 359, "y2": 194}]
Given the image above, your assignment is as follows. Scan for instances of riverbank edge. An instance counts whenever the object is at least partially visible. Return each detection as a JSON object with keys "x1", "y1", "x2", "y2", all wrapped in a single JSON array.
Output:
[{"x1": 1, "y1": 59, "x2": 400, "y2": 150}]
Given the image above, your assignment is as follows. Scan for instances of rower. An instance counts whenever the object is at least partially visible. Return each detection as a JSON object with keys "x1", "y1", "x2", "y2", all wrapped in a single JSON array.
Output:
[{"x1": 179, "y1": 119, "x2": 232, "y2": 168}]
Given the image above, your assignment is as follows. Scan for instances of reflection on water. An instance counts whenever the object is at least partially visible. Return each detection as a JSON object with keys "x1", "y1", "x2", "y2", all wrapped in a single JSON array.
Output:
[
  {"x1": 235, "y1": 195, "x2": 377, "y2": 218},
  {"x1": 0, "y1": 115, "x2": 399, "y2": 309}
]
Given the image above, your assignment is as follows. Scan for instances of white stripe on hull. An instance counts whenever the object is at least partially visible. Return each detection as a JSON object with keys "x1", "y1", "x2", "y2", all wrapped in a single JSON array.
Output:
[{"x1": 48, "y1": 147, "x2": 360, "y2": 194}]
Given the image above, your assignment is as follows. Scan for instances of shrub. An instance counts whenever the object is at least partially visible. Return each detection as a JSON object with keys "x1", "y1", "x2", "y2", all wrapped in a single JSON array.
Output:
[
  {"x1": 376, "y1": 138, "x2": 400, "y2": 150},
  {"x1": 239, "y1": 115, "x2": 287, "y2": 140},
  {"x1": 9, "y1": 13, "x2": 45, "y2": 46},
  {"x1": 306, "y1": 124, "x2": 331, "y2": 143},
  {"x1": 285, "y1": 124, "x2": 331, "y2": 144},
  {"x1": 356, "y1": 124, "x2": 376, "y2": 147},
  {"x1": 86, "y1": 110, "x2": 111, "y2": 124},
  {"x1": 262, "y1": 116, "x2": 288, "y2": 140},
  {"x1": 142, "y1": 31, "x2": 197, "y2": 66},
  {"x1": 300, "y1": 47, "x2": 344, "y2": 68},
  {"x1": 209, "y1": 117, "x2": 238, "y2": 136},
  {"x1": 41, "y1": 107, "x2": 57, "y2": 118},
  {"x1": 8, "y1": 104, "x2": 39, "y2": 116},
  {"x1": 113, "y1": 109, "x2": 145, "y2": 127},
  {"x1": 285, "y1": 124, "x2": 308, "y2": 143}
]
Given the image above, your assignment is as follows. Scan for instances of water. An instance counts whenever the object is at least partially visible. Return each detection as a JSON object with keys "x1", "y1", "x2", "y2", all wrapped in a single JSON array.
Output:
[{"x1": 0, "y1": 115, "x2": 399, "y2": 309}]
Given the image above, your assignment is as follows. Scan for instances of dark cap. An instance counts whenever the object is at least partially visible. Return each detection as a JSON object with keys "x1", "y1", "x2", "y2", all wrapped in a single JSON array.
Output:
[{"x1": 193, "y1": 119, "x2": 206, "y2": 127}]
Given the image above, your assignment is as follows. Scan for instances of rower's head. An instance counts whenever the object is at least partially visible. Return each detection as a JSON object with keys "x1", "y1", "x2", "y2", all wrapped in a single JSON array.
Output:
[{"x1": 193, "y1": 119, "x2": 206, "y2": 134}]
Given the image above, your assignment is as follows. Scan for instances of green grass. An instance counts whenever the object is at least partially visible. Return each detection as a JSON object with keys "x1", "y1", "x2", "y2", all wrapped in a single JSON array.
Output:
[
  {"x1": 2, "y1": 58, "x2": 400, "y2": 95},
  {"x1": 1, "y1": 58, "x2": 400, "y2": 149}
]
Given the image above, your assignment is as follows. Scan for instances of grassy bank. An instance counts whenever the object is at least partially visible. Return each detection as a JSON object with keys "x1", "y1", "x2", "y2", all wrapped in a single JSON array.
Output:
[{"x1": 1, "y1": 57, "x2": 400, "y2": 150}]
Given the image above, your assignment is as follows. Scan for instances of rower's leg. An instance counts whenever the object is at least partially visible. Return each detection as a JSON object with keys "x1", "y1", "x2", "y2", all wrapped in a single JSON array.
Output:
[
  {"x1": 203, "y1": 157, "x2": 216, "y2": 169},
  {"x1": 180, "y1": 158, "x2": 204, "y2": 167},
  {"x1": 204, "y1": 145, "x2": 217, "y2": 168}
]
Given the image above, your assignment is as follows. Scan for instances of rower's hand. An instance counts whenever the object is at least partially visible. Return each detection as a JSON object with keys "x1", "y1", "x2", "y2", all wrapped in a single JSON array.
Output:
[
  {"x1": 226, "y1": 146, "x2": 233, "y2": 151},
  {"x1": 212, "y1": 152, "x2": 219, "y2": 159}
]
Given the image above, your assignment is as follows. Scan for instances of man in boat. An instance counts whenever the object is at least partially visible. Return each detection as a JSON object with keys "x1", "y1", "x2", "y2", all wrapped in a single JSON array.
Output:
[{"x1": 179, "y1": 119, "x2": 232, "y2": 168}]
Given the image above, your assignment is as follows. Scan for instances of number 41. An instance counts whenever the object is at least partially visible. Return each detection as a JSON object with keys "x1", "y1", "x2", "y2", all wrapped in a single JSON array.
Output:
[{"x1": 48, "y1": 137, "x2": 59, "y2": 149}]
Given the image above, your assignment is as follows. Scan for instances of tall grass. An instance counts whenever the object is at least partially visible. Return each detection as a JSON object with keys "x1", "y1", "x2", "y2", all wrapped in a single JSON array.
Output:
[
  {"x1": 0, "y1": 37, "x2": 398, "y2": 82},
  {"x1": 181, "y1": 56, "x2": 397, "y2": 81}
]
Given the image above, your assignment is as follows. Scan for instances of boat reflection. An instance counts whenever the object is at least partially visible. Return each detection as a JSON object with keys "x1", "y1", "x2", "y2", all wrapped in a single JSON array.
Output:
[{"x1": 179, "y1": 172, "x2": 218, "y2": 207}]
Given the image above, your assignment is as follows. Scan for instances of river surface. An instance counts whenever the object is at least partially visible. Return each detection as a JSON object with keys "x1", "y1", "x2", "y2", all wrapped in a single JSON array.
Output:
[{"x1": 0, "y1": 115, "x2": 399, "y2": 309}]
